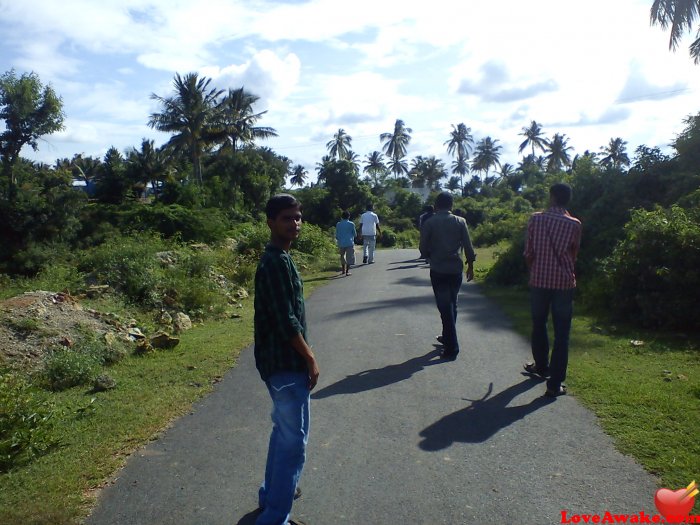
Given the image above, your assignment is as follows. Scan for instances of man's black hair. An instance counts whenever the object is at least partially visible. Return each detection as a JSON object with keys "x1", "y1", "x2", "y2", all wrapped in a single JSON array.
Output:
[
  {"x1": 423, "y1": 204, "x2": 434, "y2": 213},
  {"x1": 550, "y1": 183, "x2": 572, "y2": 207},
  {"x1": 366, "y1": 202, "x2": 374, "y2": 210},
  {"x1": 434, "y1": 191, "x2": 453, "y2": 210},
  {"x1": 341, "y1": 210, "x2": 350, "y2": 219},
  {"x1": 266, "y1": 194, "x2": 302, "y2": 219}
]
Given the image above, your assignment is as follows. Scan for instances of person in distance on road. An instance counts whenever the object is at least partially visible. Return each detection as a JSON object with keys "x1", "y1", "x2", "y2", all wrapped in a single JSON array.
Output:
[
  {"x1": 335, "y1": 210, "x2": 357, "y2": 276},
  {"x1": 359, "y1": 202, "x2": 381, "y2": 264},
  {"x1": 419, "y1": 191, "x2": 476, "y2": 360}
]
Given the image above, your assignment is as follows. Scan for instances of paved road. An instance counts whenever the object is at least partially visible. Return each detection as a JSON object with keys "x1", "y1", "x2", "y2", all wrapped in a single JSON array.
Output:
[{"x1": 87, "y1": 249, "x2": 659, "y2": 525}]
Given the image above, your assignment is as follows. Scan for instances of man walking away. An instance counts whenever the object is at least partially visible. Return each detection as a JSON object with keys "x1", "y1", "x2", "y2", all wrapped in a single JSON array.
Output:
[
  {"x1": 254, "y1": 194, "x2": 319, "y2": 525},
  {"x1": 523, "y1": 183, "x2": 581, "y2": 398},
  {"x1": 359, "y1": 203, "x2": 381, "y2": 264},
  {"x1": 419, "y1": 192, "x2": 476, "y2": 360},
  {"x1": 335, "y1": 210, "x2": 356, "y2": 276}
]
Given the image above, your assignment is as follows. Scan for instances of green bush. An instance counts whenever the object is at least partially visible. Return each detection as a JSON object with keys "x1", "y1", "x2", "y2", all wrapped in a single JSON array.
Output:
[
  {"x1": 41, "y1": 347, "x2": 101, "y2": 391},
  {"x1": 0, "y1": 371, "x2": 55, "y2": 472},
  {"x1": 293, "y1": 223, "x2": 335, "y2": 257},
  {"x1": 395, "y1": 229, "x2": 419, "y2": 248},
  {"x1": 484, "y1": 234, "x2": 529, "y2": 287},
  {"x1": 597, "y1": 206, "x2": 700, "y2": 330},
  {"x1": 379, "y1": 227, "x2": 397, "y2": 247}
]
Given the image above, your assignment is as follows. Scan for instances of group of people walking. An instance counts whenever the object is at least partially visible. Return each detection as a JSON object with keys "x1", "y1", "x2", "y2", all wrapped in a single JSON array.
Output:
[
  {"x1": 252, "y1": 184, "x2": 581, "y2": 525},
  {"x1": 334, "y1": 203, "x2": 381, "y2": 275}
]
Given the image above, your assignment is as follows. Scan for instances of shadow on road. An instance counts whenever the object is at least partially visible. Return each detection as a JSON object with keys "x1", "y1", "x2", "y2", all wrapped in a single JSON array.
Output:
[
  {"x1": 236, "y1": 508, "x2": 261, "y2": 525},
  {"x1": 312, "y1": 349, "x2": 444, "y2": 399},
  {"x1": 418, "y1": 378, "x2": 552, "y2": 450}
]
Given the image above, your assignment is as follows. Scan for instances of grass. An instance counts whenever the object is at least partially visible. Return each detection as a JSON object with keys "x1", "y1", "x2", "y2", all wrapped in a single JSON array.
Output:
[
  {"x1": 478, "y1": 280, "x2": 699, "y2": 489},
  {"x1": 0, "y1": 264, "x2": 336, "y2": 525}
]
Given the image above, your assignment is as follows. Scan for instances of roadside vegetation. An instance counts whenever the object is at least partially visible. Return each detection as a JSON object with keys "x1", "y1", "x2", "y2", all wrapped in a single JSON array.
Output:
[{"x1": 1, "y1": 66, "x2": 698, "y2": 523}]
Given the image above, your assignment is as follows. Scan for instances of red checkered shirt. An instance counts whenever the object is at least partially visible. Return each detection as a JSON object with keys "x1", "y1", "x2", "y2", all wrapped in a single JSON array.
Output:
[{"x1": 524, "y1": 207, "x2": 581, "y2": 289}]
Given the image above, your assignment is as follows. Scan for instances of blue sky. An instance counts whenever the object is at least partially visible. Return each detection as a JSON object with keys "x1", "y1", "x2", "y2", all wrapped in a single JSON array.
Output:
[{"x1": 1, "y1": 0, "x2": 699, "y2": 183}]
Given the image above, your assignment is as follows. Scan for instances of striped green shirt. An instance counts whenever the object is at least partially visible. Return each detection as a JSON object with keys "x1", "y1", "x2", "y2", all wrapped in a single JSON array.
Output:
[{"x1": 254, "y1": 244, "x2": 308, "y2": 381}]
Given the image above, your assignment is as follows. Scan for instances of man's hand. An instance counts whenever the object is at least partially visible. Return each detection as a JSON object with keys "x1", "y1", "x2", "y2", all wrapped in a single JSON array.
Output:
[
  {"x1": 307, "y1": 357, "x2": 320, "y2": 390},
  {"x1": 465, "y1": 262, "x2": 474, "y2": 282}
]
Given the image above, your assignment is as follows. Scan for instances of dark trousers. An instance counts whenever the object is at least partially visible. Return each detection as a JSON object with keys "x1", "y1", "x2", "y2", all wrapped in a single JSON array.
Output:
[
  {"x1": 430, "y1": 270, "x2": 463, "y2": 355},
  {"x1": 530, "y1": 287, "x2": 574, "y2": 391}
]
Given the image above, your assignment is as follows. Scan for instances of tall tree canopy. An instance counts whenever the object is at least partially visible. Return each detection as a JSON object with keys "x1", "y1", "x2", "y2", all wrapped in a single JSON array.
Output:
[
  {"x1": 651, "y1": 0, "x2": 700, "y2": 63},
  {"x1": 214, "y1": 87, "x2": 277, "y2": 153},
  {"x1": 0, "y1": 70, "x2": 64, "y2": 197},
  {"x1": 518, "y1": 120, "x2": 547, "y2": 157},
  {"x1": 148, "y1": 72, "x2": 223, "y2": 186},
  {"x1": 326, "y1": 128, "x2": 353, "y2": 160},
  {"x1": 380, "y1": 119, "x2": 412, "y2": 178}
]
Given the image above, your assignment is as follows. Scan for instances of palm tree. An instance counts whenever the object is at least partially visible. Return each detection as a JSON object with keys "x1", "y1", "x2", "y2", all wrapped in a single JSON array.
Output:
[
  {"x1": 444, "y1": 123, "x2": 474, "y2": 191},
  {"x1": 315, "y1": 155, "x2": 333, "y2": 185},
  {"x1": 363, "y1": 151, "x2": 387, "y2": 186},
  {"x1": 215, "y1": 87, "x2": 277, "y2": 153},
  {"x1": 518, "y1": 120, "x2": 548, "y2": 157},
  {"x1": 127, "y1": 139, "x2": 170, "y2": 198},
  {"x1": 326, "y1": 128, "x2": 353, "y2": 160},
  {"x1": 289, "y1": 164, "x2": 307, "y2": 187},
  {"x1": 544, "y1": 133, "x2": 574, "y2": 173},
  {"x1": 148, "y1": 72, "x2": 223, "y2": 186},
  {"x1": 471, "y1": 137, "x2": 502, "y2": 177},
  {"x1": 651, "y1": 0, "x2": 700, "y2": 63},
  {"x1": 380, "y1": 119, "x2": 412, "y2": 178},
  {"x1": 446, "y1": 176, "x2": 461, "y2": 192},
  {"x1": 599, "y1": 137, "x2": 630, "y2": 169}
]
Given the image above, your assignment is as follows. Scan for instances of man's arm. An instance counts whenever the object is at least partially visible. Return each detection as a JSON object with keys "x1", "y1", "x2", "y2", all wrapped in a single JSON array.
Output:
[
  {"x1": 460, "y1": 220, "x2": 476, "y2": 282},
  {"x1": 290, "y1": 333, "x2": 319, "y2": 390}
]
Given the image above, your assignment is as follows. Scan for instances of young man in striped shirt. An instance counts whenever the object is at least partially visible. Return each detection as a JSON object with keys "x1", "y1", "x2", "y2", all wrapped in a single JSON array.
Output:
[
  {"x1": 254, "y1": 194, "x2": 319, "y2": 525},
  {"x1": 523, "y1": 183, "x2": 582, "y2": 398}
]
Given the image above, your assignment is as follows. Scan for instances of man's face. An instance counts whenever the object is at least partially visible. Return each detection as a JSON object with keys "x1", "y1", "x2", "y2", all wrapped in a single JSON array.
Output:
[{"x1": 267, "y1": 206, "x2": 302, "y2": 242}]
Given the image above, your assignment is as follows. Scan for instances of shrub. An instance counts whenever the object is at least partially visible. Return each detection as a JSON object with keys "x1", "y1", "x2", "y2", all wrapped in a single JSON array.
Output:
[
  {"x1": 379, "y1": 227, "x2": 397, "y2": 247},
  {"x1": 484, "y1": 234, "x2": 529, "y2": 287},
  {"x1": 395, "y1": 229, "x2": 419, "y2": 248},
  {"x1": 0, "y1": 371, "x2": 55, "y2": 472},
  {"x1": 41, "y1": 346, "x2": 101, "y2": 391},
  {"x1": 597, "y1": 206, "x2": 700, "y2": 330},
  {"x1": 293, "y1": 223, "x2": 335, "y2": 258}
]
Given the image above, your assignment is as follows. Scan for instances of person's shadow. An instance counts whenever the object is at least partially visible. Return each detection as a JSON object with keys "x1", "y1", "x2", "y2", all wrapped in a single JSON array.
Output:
[
  {"x1": 418, "y1": 379, "x2": 552, "y2": 451},
  {"x1": 236, "y1": 509, "x2": 260, "y2": 525},
  {"x1": 312, "y1": 349, "x2": 443, "y2": 399}
]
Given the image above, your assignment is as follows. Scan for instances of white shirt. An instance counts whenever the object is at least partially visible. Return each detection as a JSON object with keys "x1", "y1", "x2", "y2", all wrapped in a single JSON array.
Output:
[{"x1": 360, "y1": 211, "x2": 380, "y2": 236}]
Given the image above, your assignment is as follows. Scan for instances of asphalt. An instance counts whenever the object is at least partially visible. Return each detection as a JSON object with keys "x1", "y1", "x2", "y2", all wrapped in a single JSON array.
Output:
[{"x1": 86, "y1": 248, "x2": 659, "y2": 525}]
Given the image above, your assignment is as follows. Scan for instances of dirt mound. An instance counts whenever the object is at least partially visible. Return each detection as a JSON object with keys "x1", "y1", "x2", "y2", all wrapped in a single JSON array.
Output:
[{"x1": 0, "y1": 291, "x2": 130, "y2": 371}]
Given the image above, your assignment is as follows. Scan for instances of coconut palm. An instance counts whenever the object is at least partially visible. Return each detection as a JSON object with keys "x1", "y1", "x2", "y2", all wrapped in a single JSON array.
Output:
[
  {"x1": 651, "y1": 0, "x2": 700, "y2": 63},
  {"x1": 127, "y1": 139, "x2": 170, "y2": 198},
  {"x1": 290, "y1": 164, "x2": 307, "y2": 187},
  {"x1": 518, "y1": 120, "x2": 548, "y2": 157},
  {"x1": 544, "y1": 133, "x2": 574, "y2": 173},
  {"x1": 446, "y1": 176, "x2": 461, "y2": 192},
  {"x1": 326, "y1": 128, "x2": 353, "y2": 160},
  {"x1": 444, "y1": 123, "x2": 474, "y2": 191},
  {"x1": 599, "y1": 137, "x2": 631, "y2": 169},
  {"x1": 215, "y1": 87, "x2": 277, "y2": 153},
  {"x1": 471, "y1": 137, "x2": 502, "y2": 177},
  {"x1": 148, "y1": 72, "x2": 223, "y2": 186},
  {"x1": 380, "y1": 119, "x2": 412, "y2": 178}
]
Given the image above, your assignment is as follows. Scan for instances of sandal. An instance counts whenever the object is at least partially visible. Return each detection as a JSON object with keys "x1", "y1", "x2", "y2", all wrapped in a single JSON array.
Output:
[
  {"x1": 523, "y1": 362, "x2": 549, "y2": 378},
  {"x1": 545, "y1": 385, "x2": 567, "y2": 398}
]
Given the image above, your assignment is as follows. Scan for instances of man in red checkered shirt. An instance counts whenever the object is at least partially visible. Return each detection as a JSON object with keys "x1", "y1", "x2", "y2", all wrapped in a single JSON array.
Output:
[{"x1": 523, "y1": 183, "x2": 581, "y2": 398}]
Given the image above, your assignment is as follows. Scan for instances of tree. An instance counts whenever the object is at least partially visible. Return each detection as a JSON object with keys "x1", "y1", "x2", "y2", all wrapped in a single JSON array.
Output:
[
  {"x1": 518, "y1": 120, "x2": 547, "y2": 157},
  {"x1": 472, "y1": 137, "x2": 502, "y2": 177},
  {"x1": 380, "y1": 119, "x2": 412, "y2": 178},
  {"x1": 410, "y1": 155, "x2": 446, "y2": 190},
  {"x1": 326, "y1": 128, "x2": 353, "y2": 160},
  {"x1": 215, "y1": 87, "x2": 277, "y2": 153},
  {"x1": 444, "y1": 123, "x2": 474, "y2": 191},
  {"x1": 363, "y1": 151, "x2": 387, "y2": 186},
  {"x1": 127, "y1": 139, "x2": 171, "y2": 199},
  {"x1": 544, "y1": 133, "x2": 574, "y2": 173},
  {"x1": 599, "y1": 137, "x2": 631, "y2": 169},
  {"x1": 148, "y1": 72, "x2": 223, "y2": 186},
  {"x1": 290, "y1": 164, "x2": 307, "y2": 187},
  {"x1": 0, "y1": 70, "x2": 64, "y2": 198},
  {"x1": 446, "y1": 176, "x2": 461, "y2": 192},
  {"x1": 650, "y1": 0, "x2": 700, "y2": 63}
]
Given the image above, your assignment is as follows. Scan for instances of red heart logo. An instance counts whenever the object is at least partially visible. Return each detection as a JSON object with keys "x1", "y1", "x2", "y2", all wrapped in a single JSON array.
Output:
[{"x1": 654, "y1": 487, "x2": 695, "y2": 519}]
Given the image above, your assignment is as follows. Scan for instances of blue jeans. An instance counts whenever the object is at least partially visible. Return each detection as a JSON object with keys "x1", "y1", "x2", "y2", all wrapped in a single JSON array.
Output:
[
  {"x1": 257, "y1": 372, "x2": 310, "y2": 525},
  {"x1": 430, "y1": 271, "x2": 463, "y2": 355},
  {"x1": 530, "y1": 287, "x2": 574, "y2": 391}
]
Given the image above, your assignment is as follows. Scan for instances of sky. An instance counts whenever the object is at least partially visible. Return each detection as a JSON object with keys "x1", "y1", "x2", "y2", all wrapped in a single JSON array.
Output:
[{"x1": 1, "y1": 0, "x2": 699, "y2": 185}]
